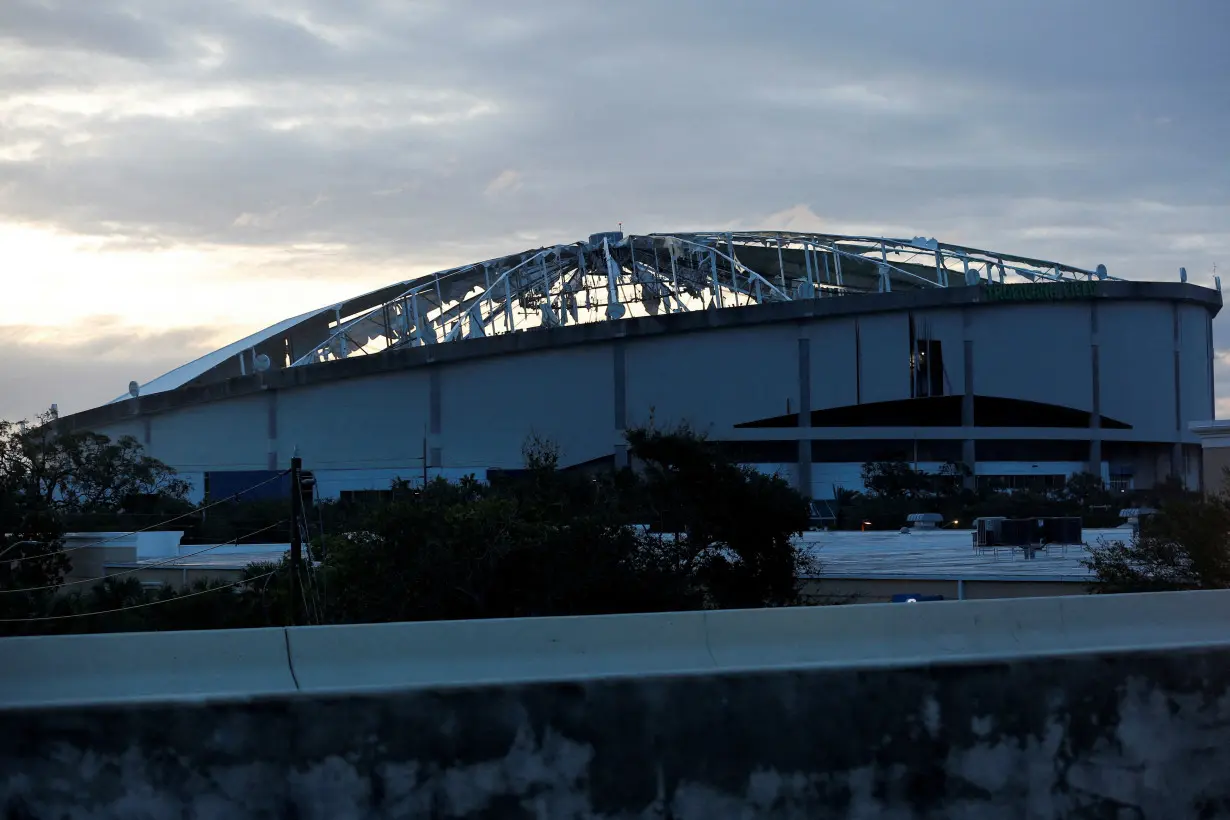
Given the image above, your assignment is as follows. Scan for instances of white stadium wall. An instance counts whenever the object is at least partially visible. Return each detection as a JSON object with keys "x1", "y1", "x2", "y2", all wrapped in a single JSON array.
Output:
[
  {"x1": 968, "y1": 303, "x2": 1093, "y2": 412},
  {"x1": 443, "y1": 344, "x2": 615, "y2": 470},
  {"x1": 853, "y1": 312, "x2": 911, "y2": 405},
  {"x1": 73, "y1": 283, "x2": 1220, "y2": 500},
  {"x1": 148, "y1": 395, "x2": 271, "y2": 472},
  {"x1": 1098, "y1": 302, "x2": 1182, "y2": 438},
  {"x1": 806, "y1": 317, "x2": 859, "y2": 411},
  {"x1": 1179, "y1": 302, "x2": 1216, "y2": 427},
  {"x1": 278, "y1": 370, "x2": 432, "y2": 470},
  {"x1": 624, "y1": 323, "x2": 800, "y2": 430}
]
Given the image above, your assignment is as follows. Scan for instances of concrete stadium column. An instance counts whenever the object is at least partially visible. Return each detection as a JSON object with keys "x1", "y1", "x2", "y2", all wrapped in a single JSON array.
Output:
[
  {"x1": 265, "y1": 390, "x2": 278, "y2": 471},
  {"x1": 961, "y1": 309, "x2": 975, "y2": 491},
  {"x1": 1209, "y1": 312, "x2": 1217, "y2": 421},
  {"x1": 1089, "y1": 301, "x2": 1103, "y2": 477},
  {"x1": 613, "y1": 341, "x2": 628, "y2": 470},
  {"x1": 853, "y1": 318, "x2": 862, "y2": 405},
  {"x1": 1172, "y1": 302, "x2": 1185, "y2": 487},
  {"x1": 428, "y1": 368, "x2": 442, "y2": 470},
  {"x1": 797, "y1": 336, "x2": 813, "y2": 499}
]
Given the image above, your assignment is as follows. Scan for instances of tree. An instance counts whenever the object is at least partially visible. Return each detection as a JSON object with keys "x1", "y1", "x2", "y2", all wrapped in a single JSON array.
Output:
[
  {"x1": 319, "y1": 425, "x2": 815, "y2": 624},
  {"x1": 1, "y1": 418, "x2": 817, "y2": 633},
  {"x1": 1061, "y1": 471, "x2": 1113, "y2": 508},
  {"x1": 860, "y1": 460, "x2": 933, "y2": 500},
  {"x1": 1084, "y1": 495, "x2": 1230, "y2": 593},
  {"x1": 626, "y1": 423, "x2": 814, "y2": 609},
  {"x1": 4, "y1": 562, "x2": 294, "y2": 637},
  {"x1": 0, "y1": 410, "x2": 191, "y2": 630},
  {"x1": 844, "y1": 461, "x2": 1142, "y2": 531},
  {"x1": 2, "y1": 411, "x2": 189, "y2": 515},
  {"x1": 321, "y1": 467, "x2": 697, "y2": 624}
]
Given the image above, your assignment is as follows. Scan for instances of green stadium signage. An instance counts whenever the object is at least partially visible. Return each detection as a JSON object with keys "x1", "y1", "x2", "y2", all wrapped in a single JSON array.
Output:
[{"x1": 983, "y1": 281, "x2": 1097, "y2": 302}]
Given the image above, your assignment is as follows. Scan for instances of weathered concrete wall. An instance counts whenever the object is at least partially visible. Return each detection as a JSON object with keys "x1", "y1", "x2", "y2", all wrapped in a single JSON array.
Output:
[
  {"x1": 4, "y1": 591, "x2": 1230, "y2": 818},
  {"x1": 3, "y1": 647, "x2": 1230, "y2": 818}
]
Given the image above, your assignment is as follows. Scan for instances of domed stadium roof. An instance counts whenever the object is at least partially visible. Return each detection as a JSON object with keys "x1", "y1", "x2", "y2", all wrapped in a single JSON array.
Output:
[{"x1": 118, "y1": 230, "x2": 1116, "y2": 402}]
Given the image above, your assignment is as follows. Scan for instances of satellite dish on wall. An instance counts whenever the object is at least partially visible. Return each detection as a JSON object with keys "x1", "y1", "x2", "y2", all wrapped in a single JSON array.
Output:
[
  {"x1": 128, "y1": 381, "x2": 141, "y2": 398},
  {"x1": 1180, "y1": 267, "x2": 1188, "y2": 283},
  {"x1": 1095, "y1": 264, "x2": 1108, "y2": 280},
  {"x1": 253, "y1": 353, "x2": 272, "y2": 373}
]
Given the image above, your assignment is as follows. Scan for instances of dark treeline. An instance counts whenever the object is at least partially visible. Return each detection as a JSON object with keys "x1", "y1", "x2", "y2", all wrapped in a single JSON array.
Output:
[
  {"x1": 1, "y1": 414, "x2": 813, "y2": 636},
  {"x1": 3, "y1": 407, "x2": 1227, "y2": 637},
  {"x1": 836, "y1": 460, "x2": 1197, "y2": 531},
  {"x1": 844, "y1": 458, "x2": 1230, "y2": 595}
]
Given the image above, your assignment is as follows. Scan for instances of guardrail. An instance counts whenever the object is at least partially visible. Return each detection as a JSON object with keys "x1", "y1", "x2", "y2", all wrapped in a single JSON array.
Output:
[{"x1": 3, "y1": 590, "x2": 1230, "y2": 709}]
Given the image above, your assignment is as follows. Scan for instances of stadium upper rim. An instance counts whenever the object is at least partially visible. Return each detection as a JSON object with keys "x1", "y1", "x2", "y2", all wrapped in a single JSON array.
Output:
[{"x1": 119, "y1": 230, "x2": 1129, "y2": 403}]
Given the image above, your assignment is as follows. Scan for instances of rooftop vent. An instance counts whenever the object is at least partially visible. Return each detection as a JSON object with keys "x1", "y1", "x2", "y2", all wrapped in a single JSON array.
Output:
[{"x1": 905, "y1": 512, "x2": 944, "y2": 530}]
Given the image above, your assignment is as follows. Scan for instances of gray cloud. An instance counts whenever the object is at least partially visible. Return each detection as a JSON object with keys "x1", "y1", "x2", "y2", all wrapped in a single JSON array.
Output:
[
  {"x1": 1, "y1": 0, "x2": 1228, "y2": 415},
  {"x1": 0, "y1": 0, "x2": 175, "y2": 62},
  {"x1": 0, "y1": 321, "x2": 231, "y2": 422},
  {"x1": 3, "y1": 1, "x2": 1226, "y2": 252}
]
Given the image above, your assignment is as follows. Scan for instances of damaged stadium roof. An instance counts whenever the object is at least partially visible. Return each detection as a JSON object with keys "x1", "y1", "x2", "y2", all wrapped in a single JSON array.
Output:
[{"x1": 117, "y1": 231, "x2": 1119, "y2": 402}]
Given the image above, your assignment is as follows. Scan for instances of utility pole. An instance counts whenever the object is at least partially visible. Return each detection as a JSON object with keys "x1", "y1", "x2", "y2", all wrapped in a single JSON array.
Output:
[{"x1": 289, "y1": 456, "x2": 303, "y2": 627}]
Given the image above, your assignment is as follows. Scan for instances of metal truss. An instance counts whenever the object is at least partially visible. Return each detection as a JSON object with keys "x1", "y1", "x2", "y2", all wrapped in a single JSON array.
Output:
[
  {"x1": 290, "y1": 231, "x2": 1117, "y2": 369},
  {"x1": 117, "y1": 230, "x2": 1127, "y2": 402}
]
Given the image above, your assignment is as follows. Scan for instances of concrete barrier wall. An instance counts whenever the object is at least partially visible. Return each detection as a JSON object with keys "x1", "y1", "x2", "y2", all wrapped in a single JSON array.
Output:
[
  {"x1": 288, "y1": 610, "x2": 717, "y2": 694},
  {"x1": 3, "y1": 592, "x2": 1230, "y2": 817},
  {"x1": 0, "y1": 627, "x2": 298, "y2": 707},
  {"x1": 5, "y1": 590, "x2": 1230, "y2": 707},
  {"x1": 802, "y1": 576, "x2": 1091, "y2": 604},
  {"x1": 294, "y1": 589, "x2": 1230, "y2": 695}
]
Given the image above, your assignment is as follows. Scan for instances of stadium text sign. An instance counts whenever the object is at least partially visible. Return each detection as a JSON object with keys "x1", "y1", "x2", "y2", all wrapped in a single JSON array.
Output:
[{"x1": 983, "y1": 281, "x2": 1097, "y2": 302}]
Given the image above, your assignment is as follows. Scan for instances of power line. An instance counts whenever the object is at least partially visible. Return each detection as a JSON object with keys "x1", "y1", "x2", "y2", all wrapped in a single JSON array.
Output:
[
  {"x1": 290, "y1": 496, "x2": 318, "y2": 626},
  {"x1": 289, "y1": 456, "x2": 304, "y2": 626},
  {"x1": 0, "y1": 568, "x2": 280, "y2": 624},
  {"x1": 297, "y1": 507, "x2": 322, "y2": 625},
  {"x1": 0, "y1": 520, "x2": 287, "y2": 595},
  {"x1": 1, "y1": 470, "x2": 289, "y2": 564},
  {"x1": 295, "y1": 562, "x2": 316, "y2": 627},
  {"x1": 313, "y1": 481, "x2": 329, "y2": 622}
]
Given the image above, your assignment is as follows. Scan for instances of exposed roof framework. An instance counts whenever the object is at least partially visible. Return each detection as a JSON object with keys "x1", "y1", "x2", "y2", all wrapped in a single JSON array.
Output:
[{"x1": 120, "y1": 231, "x2": 1119, "y2": 401}]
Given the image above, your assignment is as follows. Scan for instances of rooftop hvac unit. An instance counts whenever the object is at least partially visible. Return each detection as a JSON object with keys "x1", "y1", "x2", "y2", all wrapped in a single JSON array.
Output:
[
  {"x1": 998, "y1": 518, "x2": 1036, "y2": 547},
  {"x1": 1040, "y1": 516, "x2": 1083, "y2": 545},
  {"x1": 974, "y1": 516, "x2": 1005, "y2": 548}
]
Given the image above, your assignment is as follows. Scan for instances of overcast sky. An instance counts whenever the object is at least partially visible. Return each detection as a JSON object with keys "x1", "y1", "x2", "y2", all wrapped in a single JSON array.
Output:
[{"x1": 2, "y1": 0, "x2": 1228, "y2": 422}]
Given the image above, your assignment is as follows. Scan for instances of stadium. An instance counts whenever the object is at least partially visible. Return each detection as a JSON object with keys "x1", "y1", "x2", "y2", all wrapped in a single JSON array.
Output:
[{"x1": 56, "y1": 231, "x2": 1221, "y2": 504}]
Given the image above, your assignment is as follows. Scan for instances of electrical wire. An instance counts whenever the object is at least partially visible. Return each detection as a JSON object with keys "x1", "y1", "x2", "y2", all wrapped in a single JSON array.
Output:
[
  {"x1": 292, "y1": 510, "x2": 317, "y2": 625},
  {"x1": 314, "y1": 482, "x2": 329, "y2": 621},
  {"x1": 298, "y1": 512, "x2": 322, "y2": 625},
  {"x1": 0, "y1": 470, "x2": 290, "y2": 564},
  {"x1": 0, "y1": 520, "x2": 288, "y2": 595},
  {"x1": 295, "y1": 563, "x2": 316, "y2": 626},
  {"x1": 295, "y1": 478, "x2": 324, "y2": 625},
  {"x1": 0, "y1": 568, "x2": 280, "y2": 623}
]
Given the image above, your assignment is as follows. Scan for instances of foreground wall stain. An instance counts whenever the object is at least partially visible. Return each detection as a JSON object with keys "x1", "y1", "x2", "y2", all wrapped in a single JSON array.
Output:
[{"x1": 3, "y1": 648, "x2": 1229, "y2": 818}]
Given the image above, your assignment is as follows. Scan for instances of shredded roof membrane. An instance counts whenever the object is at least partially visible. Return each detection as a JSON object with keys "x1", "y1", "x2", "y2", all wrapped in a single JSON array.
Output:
[{"x1": 118, "y1": 231, "x2": 1117, "y2": 401}]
